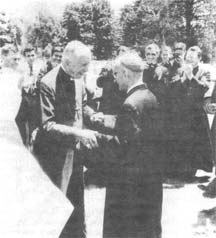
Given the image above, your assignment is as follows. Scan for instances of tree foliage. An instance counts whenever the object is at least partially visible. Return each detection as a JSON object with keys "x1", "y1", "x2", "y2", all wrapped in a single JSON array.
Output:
[
  {"x1": 62, "y1": 0, "x2": 114, "y2": 59},
  {"x1": 120, "y1": 0, "x2": 172, "y2": 47},
  {"x1": 0, "y1": 12, "x2": 22, "y2": 47},
  {"x1": 25, "y1": 12, "x2": 67, "y2": 48},
  {"x1": 3, "y1": 0, "x2": 216, "y2": 59},
  {"x1": 120, "y1": 0, "x2": 216, "y2": 51}
]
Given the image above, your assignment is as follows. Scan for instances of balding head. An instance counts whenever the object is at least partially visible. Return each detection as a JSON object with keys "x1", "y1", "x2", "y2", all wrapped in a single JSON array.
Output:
[
  {"x1": 114, "y1": 53, "x2": 144, "y2": 91},
  {"x1": 62, "y1": 40, "x2": 91, "y2": 78}
]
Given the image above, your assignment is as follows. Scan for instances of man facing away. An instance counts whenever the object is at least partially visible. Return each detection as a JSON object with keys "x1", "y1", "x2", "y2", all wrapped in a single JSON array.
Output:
[
  {"x1": 34, "y1": 40, "x2": 100, "y2": 238},
  {"x1": 102, "y1": 52, "x2": 164, "y2": 238}
]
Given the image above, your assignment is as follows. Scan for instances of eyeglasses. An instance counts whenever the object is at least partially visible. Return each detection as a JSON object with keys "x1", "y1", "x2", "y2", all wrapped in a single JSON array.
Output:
[
  {"x1": 26, "y1": 54, "x2": 35, "y2": 58},
  {"x1": 13, "y1": 58, "x2": 21, "y2": 61},
  {"x1": 146, "y1": 52, "x2": 157, "y2": 56},
  {"x1": 174, "y1": 48, "x2": 184, "y2": 51}
]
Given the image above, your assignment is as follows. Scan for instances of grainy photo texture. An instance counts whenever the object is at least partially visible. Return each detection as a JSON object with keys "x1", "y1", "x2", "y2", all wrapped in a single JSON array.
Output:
[{"x1": 0, "y1": 0, "x2": 216, "y2": 237}]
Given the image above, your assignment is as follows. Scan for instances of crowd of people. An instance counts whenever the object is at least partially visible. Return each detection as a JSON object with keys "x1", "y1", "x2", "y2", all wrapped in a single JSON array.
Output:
[{"x1": 0, "y1": 39, "x2": 216, "y2": 238}]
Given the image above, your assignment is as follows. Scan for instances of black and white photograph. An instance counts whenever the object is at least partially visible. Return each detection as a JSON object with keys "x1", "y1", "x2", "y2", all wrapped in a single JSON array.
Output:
[{"x1": 0, "y1": 0, "x2": 216, "y2": 237}]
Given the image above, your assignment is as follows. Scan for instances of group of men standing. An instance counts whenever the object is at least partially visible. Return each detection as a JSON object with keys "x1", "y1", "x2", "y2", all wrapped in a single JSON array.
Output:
[
  {"x1": 142, "y1": 42, "x2": 212, "y2": 180},
  {"x1": 5, "y1": 39, "x2": 215, "y2": 238},
  {"x1": 27, "y1": 41, "x2": 165, "y2": 238}
]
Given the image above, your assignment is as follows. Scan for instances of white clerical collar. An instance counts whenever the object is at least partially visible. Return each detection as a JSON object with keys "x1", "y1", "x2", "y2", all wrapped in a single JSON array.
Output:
[{"x1": 127, "y1": 81, "x2": 144, "y2": 94}]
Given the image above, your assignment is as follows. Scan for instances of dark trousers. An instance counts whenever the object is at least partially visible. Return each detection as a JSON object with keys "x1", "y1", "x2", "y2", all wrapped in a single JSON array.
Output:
[
  {"x1": 15, "y1": 90, "x2": 38, "y2": 147},
  {"x1": 103, "y1": 177, "x2": 162, "y2": 238}
]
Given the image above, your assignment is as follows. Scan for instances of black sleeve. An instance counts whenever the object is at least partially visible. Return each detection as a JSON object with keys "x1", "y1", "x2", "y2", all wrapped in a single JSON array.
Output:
[{"x1": 38, "y1": 82, "x2": 77, "y2": 144}]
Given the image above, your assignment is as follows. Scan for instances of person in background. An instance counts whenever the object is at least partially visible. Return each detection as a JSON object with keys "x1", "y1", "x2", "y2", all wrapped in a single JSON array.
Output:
[
  {"x1": 164, "y1": 42, "x2": 187, "y2": 179},
  {"x1": 142, "y1": 43, "x2": 168, "y2": 180},
  {"x1": 203, "y1": 44, "x2": 216, "y2": 169},
  {"x1": 142, "y1": 43, "x2": 169, "y2": 105},
  {"x1": 18, "y1": 45, "x2": 43, "y2": 90},
  {"x1": 96, "y1": 45, "x2": 129, "y2": 115},
  {"x1": 38, "y1": 45, "x2": 64, "y2": 80},
  {"x1": 160, "y1": 45, "x2": 173, "y2": 68},
  {"x1": 42, "y1": 44, "x2": 52, "y2": 63},
  {"x1": 15, "y1": 45, "x2": 44, "y2": 148},
  {"x1": 200, "y1": 45, "x2": 216, "y2": 197},
  {"x1": 167, "y1": 45, "x2": 212, "y2": 180},
  {"x1": 169, "y1": 42, "x2": 187, "y2": 77},
  {"x1": 1, "y1": 44, "x2": 21, "y2": 71},
  {"x1": 102, "y1": 52, "x2": 163, "y2": 238},
  {"x1": 184, "y1": 46, "x2": 212, "y2": 174}
]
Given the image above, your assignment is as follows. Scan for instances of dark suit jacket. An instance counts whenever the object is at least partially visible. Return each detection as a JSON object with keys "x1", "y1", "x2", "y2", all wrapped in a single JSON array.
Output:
[
  {"x1": 115, "y1": 84, "x2": 164, "y2": 180},
  {"x1": 103, "y1": 83, "x2": 163, "y2": 238}
]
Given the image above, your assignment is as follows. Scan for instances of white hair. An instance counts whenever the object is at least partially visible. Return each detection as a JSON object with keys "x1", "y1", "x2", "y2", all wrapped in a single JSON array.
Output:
[{"x1": 62, "y1": 40, "x2": 91, "y2": 66}]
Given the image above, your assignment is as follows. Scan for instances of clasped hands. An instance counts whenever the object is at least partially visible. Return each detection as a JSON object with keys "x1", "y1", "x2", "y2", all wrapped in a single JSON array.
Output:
[
  {"x1": 75, "y1": 112, "x2": 104, "y2": 150},
  {"x1": 77, "y1": 129, "x2": 100, "y2": 150},
  {"x1": 90, "y1": 112, "x2": 105, "y2": 126}
]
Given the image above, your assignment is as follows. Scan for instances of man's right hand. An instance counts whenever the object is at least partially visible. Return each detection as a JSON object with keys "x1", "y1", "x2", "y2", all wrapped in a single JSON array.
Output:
[{"x1": 77, "y1": 129, "x2": 99, "y2": 149}]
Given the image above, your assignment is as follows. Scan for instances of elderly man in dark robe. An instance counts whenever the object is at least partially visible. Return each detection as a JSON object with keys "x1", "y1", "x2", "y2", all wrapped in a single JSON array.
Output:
[
  {"x1": 34, "y1": 41, "x2": 101, "y2": 238},
  {"x1": 167, "y1": 45, "x2": 212, "y2": 179},
  {"x1": 101, "y1": 53, "x2": 164, "y2": 238}
]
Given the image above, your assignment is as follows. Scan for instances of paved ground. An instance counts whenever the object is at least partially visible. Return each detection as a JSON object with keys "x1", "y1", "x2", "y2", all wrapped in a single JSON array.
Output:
[{"x1": 84, "y1": 172, "x2": 216, "y2": 238}]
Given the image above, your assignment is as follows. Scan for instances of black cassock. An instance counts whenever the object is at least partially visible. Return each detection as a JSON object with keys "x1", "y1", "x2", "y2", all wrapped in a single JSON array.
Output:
[
  {"x1": 34, "y1": 66, "x2": 94, "y2": 238},
  {"x1": 102, "y1": 84, "x2": 164, "y2": 238},
  {"x1": 166, "y1": 63, "x2": 213, "y2": 176}
]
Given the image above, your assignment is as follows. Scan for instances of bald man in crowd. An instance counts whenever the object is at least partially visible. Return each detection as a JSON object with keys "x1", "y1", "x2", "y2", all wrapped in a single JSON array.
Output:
[
  {"x1": 34, "y1": 40, "x2": 100, "y2": 238},
  {"x1": 102, "y1": 53, "x2": 163, "y2": 238}
]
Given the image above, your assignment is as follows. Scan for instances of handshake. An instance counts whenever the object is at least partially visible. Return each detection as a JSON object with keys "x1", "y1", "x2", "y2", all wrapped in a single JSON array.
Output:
[
  {"x1": 90, "y1": 112, "x2": 105, "y2": 126},
  {"x1": 77, "y1": 112, "x2": 117, "y2": 150},
  {"x1": 76, "y1": 128, "x2": 100, "y2": 150},
  {"x1": 90, "y1": 112, "x2": 117, "y2": 129}
]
